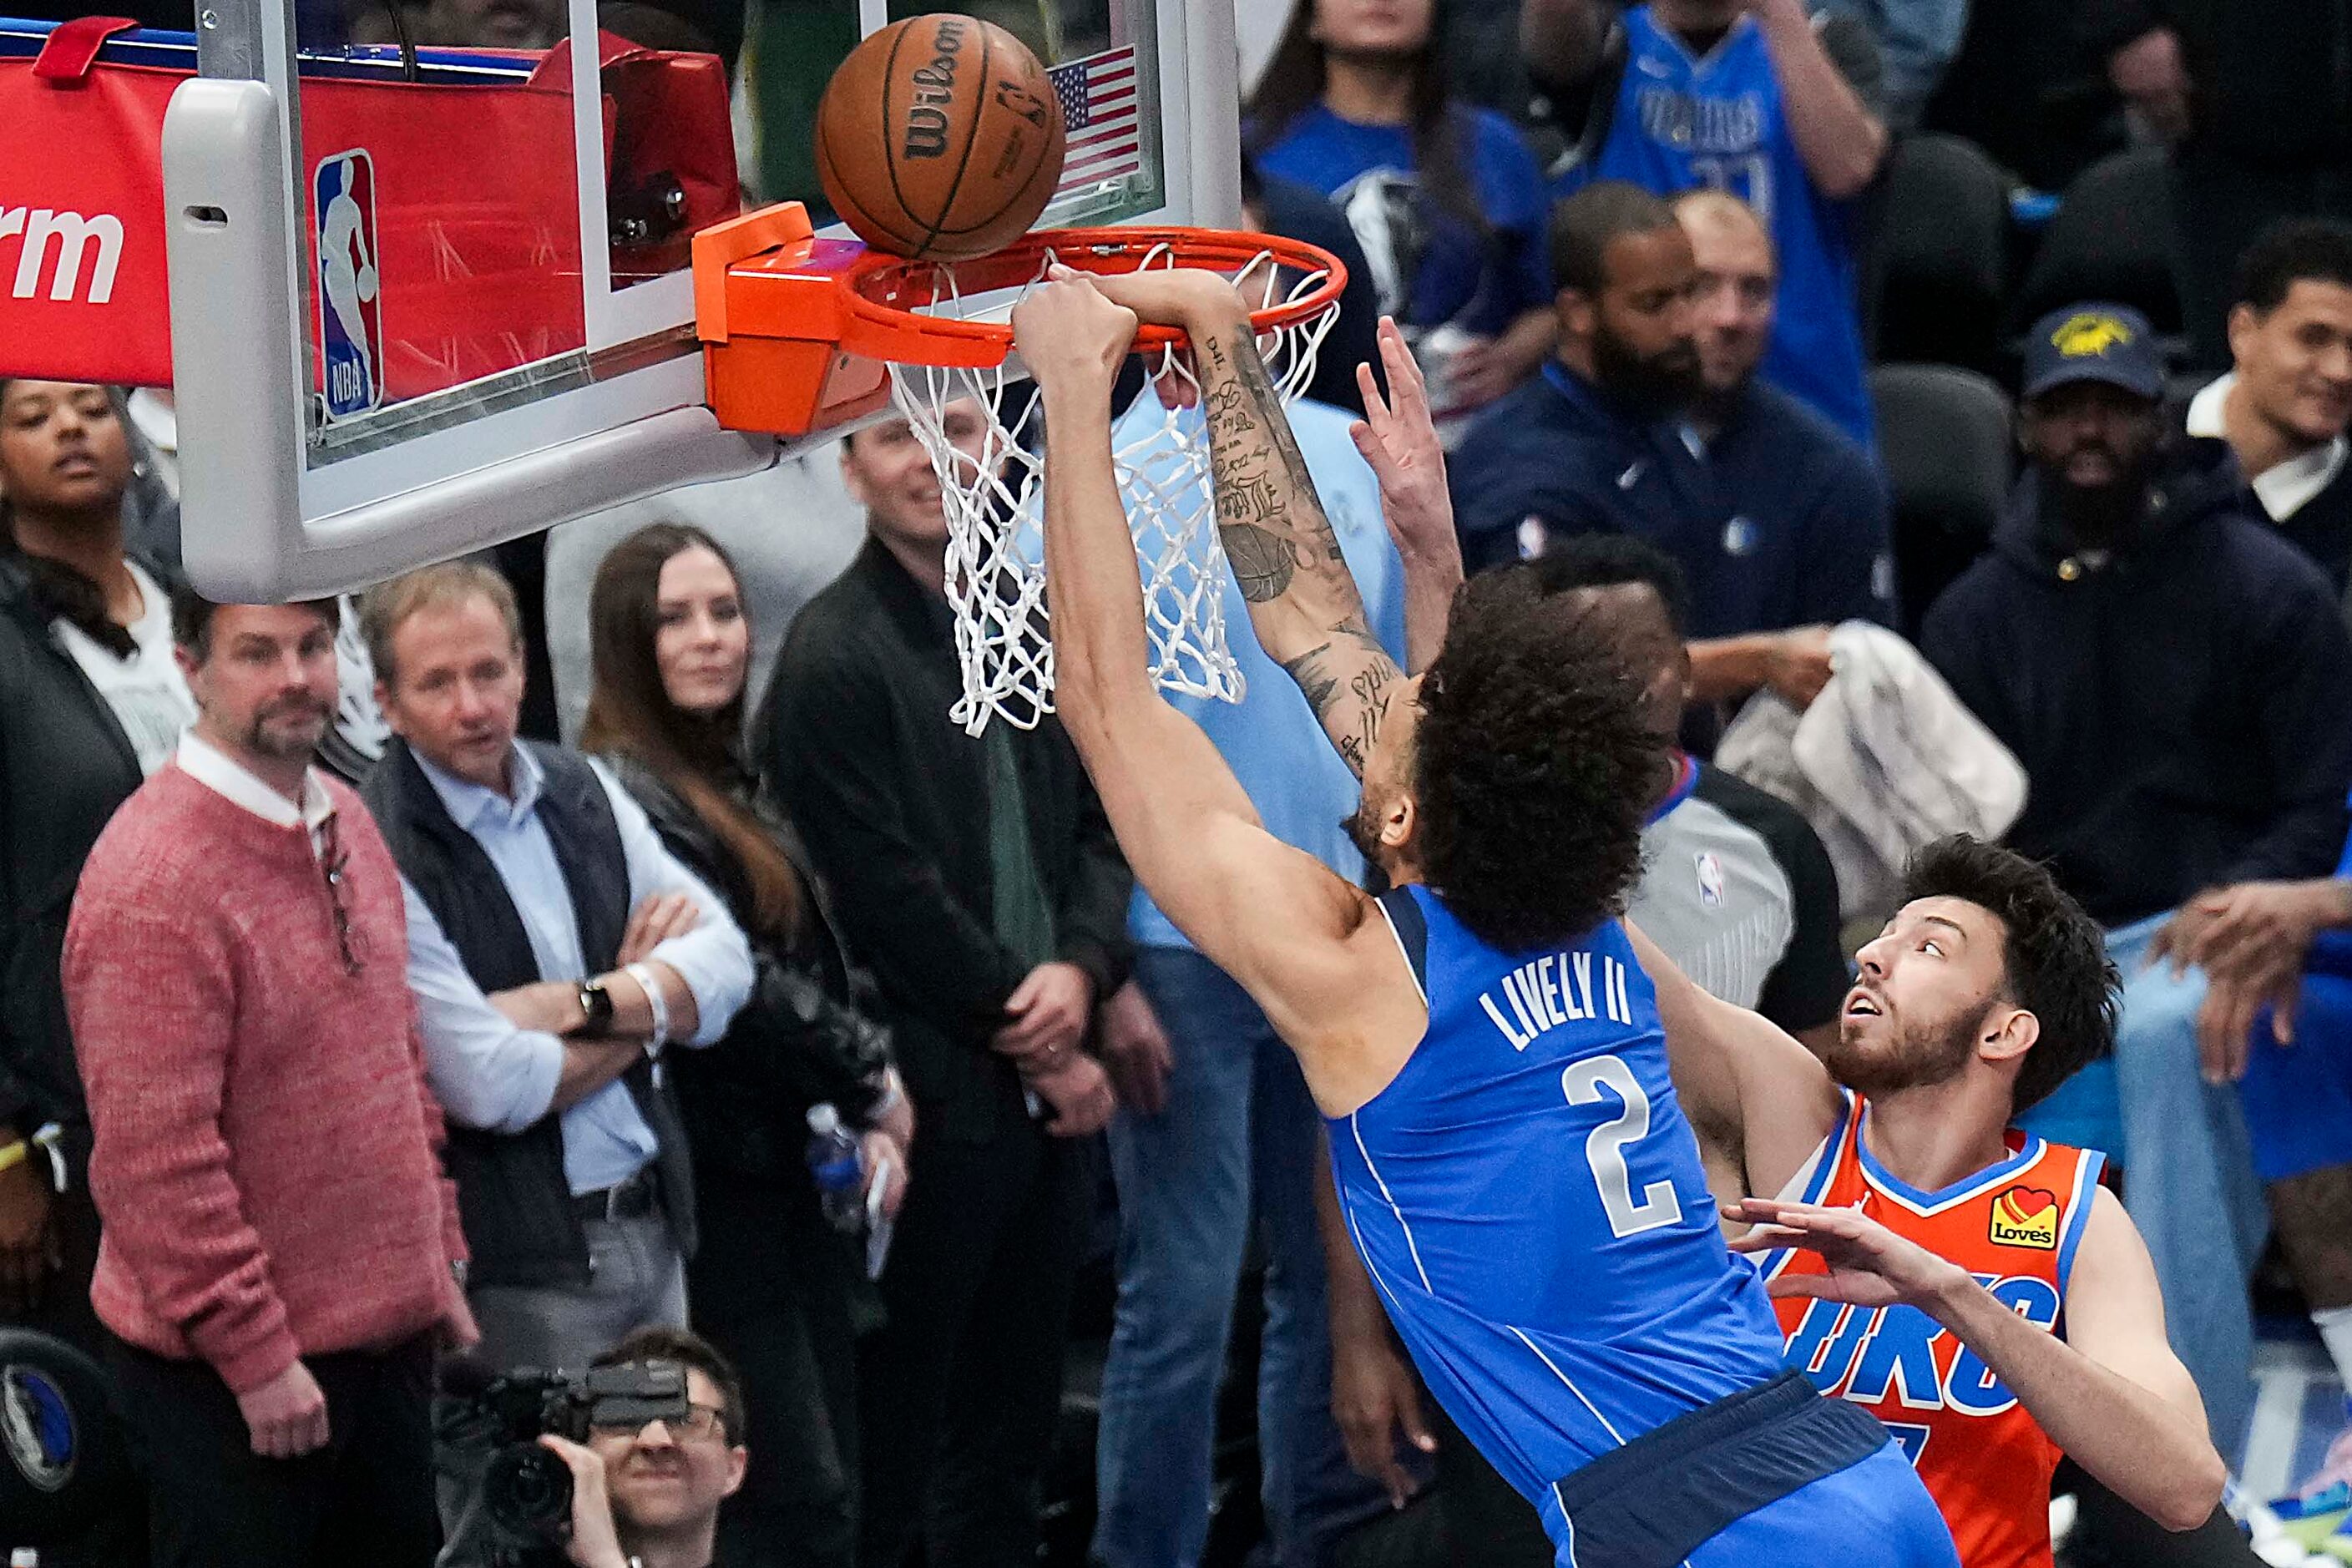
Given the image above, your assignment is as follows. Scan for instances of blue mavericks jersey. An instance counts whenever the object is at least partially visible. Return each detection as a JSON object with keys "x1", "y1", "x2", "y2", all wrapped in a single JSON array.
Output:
[
  {"x1": 1328, "y1": 884, "x2": 1789, "y2": 1507},
  {"x1": 1565, "y1": 7, "x2": 1874, "y2": 451}
]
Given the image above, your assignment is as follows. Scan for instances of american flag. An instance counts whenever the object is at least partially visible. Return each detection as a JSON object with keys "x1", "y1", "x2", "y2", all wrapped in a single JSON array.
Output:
[{"x1": 1048, "y1": 45, "x2": 1142, "y2": 200}]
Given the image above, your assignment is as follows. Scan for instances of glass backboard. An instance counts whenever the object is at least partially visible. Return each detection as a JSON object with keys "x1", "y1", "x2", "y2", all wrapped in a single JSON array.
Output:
[{"x1": 164, "y1": 0, "x2": 1237, "y2": 599}]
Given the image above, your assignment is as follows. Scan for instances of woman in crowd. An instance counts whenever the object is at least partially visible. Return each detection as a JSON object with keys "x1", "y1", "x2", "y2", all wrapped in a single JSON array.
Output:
[
  {"x1": 1247, "y1": 0, "x2": 1555, "y2": 434},
  {"x1": 0, "y1": 381, "x2": 195, "y2": 1338},
  {"x1": 581, "y1": 520, "x2": 909, "y2": 1568},
  {"x1": 0, "y1": 378, "x2": 191, "y2": 1565}
]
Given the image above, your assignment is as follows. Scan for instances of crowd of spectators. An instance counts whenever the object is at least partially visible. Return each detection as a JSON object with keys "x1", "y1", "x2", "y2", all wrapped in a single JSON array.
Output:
[{"x1": 13, "y1": 1, "x2": 2352, "y2": 1566}]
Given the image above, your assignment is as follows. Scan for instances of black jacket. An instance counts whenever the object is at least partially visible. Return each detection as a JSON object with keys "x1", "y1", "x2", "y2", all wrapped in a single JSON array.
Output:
[
  {"x1": 0, "y1": 554, "x2": 148, "y2": 1156},
  {"x1": 2167, "y1": 394, "x2": 2352, "y2": 595},
  {"x1": 598, "y1": 753, "x2": 894, "y2": 1186},
  {"x1": 760, "y1": 539, "x2": 1134, "y2": 1145},
  {"x1": 1923, "y1": 438, "x2": 2352, "y2": 927},
  {"x1": 364, "y1": 738, "x2": 698, "y2": 1289}
]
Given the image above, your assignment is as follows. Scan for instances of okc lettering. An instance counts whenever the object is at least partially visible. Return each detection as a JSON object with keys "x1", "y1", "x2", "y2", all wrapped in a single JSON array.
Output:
[
  {"x1": 0, "y1": 207, "x2": 124, "y2": 304},
  {"x1": 1476, "y1": 953, "x2": 1636, "y2": 1050},
  {"x1": 903, "y1": 18, "x2": 969, "y2": 159},
  {"x1": 1783, "y1": 1273, "x2": 2061, "y2": 1423}
]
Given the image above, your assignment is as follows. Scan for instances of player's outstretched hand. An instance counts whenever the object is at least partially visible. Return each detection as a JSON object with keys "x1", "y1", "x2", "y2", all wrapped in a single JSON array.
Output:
[
  {"x1": 1725, "y1": 1197, "x2": 1968, "y2": 1311},
  {"x1": 1350, "y1": 316, "x2": 1458, "y2": 569},
  {"x1": 1012, "y1": 270, "x2": 1139, "y2": 394}
]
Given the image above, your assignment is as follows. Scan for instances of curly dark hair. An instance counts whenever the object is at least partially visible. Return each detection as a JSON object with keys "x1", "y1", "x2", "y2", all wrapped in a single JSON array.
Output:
[
  {"x1": 1899, "y1": 836, "x2": 2119, "y2": 1114},
  {"x1": 1412, "y1": 565, "x2": 1664, "y2": 951}
]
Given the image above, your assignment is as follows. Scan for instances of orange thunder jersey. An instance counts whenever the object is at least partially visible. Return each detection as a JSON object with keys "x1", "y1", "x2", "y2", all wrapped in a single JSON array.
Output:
[{"x1": 1763, "y1": 1092, "x2": 2106, "y2": 1568}]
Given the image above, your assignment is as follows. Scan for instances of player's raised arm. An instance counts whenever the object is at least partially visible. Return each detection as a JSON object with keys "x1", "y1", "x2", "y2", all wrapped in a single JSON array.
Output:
[
  {"x1": 1012, "y1": 273, "x2": 1420, "y2": 1102},
  {"x1": 1350, "y1": 317, "x2": 1465, "y2": 675},
  {"x1": 1084, "y1": 268, "x2": 1406, "y2": 778},
  {"x1": 1730, "y1": 1186, "x2": 2226, "y2": 1532},
  {"x1": 1626, "y1": 920, "x2": 1844, "y2": 1202}
]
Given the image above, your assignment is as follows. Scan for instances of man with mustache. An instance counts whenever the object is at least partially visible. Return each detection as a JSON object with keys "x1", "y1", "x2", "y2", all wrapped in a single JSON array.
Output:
[
  {"x1": 63, "y1": 589, "x2": 477, "y2": 1567},
  {"x1": 1922, "y1": 303, "x2": 2352, "y2": 1469},
  {"x1": 1449, "y1": 181, "x2": 1891, "y2": 718}
]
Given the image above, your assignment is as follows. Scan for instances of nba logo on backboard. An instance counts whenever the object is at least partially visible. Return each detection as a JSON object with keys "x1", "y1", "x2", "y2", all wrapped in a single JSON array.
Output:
[{"x1": 312, "y1": 149, "x2": 382, "y2": 422}]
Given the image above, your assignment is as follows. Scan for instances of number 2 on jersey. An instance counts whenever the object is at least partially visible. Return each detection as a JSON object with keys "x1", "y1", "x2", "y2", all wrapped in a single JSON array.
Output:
[{"x1": 1562, "y1": 1055, "x2": 1684, "y2": 1238}]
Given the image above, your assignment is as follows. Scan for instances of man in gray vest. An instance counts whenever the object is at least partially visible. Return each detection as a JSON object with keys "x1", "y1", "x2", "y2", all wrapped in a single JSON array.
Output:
[{"x1": 361, "y1": 561, "x2": 752, "y2": 1373}]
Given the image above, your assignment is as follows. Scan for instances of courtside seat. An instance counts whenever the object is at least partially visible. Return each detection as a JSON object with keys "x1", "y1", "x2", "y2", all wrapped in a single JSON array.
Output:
[
  {"x1": 1870, "y1": 363, "x2": 2014, "y2": 635},
  {"x1": 1866, "y1": 133, "x2": 2013, "y2": 378},
  {"x1": 2013, "y1": 148, "x2": 2183, "y2": 341}
]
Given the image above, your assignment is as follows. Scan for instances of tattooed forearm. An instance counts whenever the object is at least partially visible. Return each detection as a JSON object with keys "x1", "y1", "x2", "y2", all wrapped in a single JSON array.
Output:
[
  {"x1": 1279, "y1": 621, "x2": 1402, "y2": 780},
  {"x1": 1199, "y1": 323, "x2": 1355, "y2": 615}
]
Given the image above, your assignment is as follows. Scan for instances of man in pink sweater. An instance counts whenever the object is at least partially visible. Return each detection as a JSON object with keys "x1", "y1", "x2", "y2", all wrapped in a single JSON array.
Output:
[{"x1": 63, "y1": 589, "x2": 473, "y2": 1568}]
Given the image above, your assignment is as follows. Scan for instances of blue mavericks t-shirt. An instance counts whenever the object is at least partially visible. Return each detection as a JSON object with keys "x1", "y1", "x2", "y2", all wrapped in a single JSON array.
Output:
[
  {"x1": 1560, "y1": 7, "x2": 1875, "y2": 451},
  {"x1": 1254, "y1": 104, "x2": 1553, "y2": 338},
  {"x1": 1328, "y1": 885, "x2": 1788, "y2": 1509},
  {"x1": 1126, "y1": 397, "x2": 1409, "y2": 949}
]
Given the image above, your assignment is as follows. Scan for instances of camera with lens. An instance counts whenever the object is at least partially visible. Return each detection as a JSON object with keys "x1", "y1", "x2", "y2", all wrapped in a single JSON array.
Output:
[{"x1": 434, "y1": 1357, "x2": 689, "y2": 1568}]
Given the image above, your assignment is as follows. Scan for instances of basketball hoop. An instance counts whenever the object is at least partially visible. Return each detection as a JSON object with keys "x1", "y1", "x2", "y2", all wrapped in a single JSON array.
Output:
[
  {"x1": 691, "y1": 214, "x2": 1346, "y2": 733},
  {"x1": 853, "y1": 228, "x2": 1343, "y2": 733}
]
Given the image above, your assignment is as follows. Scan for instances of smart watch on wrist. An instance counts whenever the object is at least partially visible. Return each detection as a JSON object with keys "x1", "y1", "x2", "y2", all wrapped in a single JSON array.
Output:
[{"x1": 578, "y1": 977, "x2": 616, "y2": 1033}]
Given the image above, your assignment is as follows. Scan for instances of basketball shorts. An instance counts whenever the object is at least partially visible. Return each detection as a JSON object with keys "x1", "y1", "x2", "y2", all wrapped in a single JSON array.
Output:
[
  {"x1": 2238, "y1": 973, "x2": 2352, "y2": 1183},
  {"x1": 1535, "y1": 1371, "x2": 1960, "y2": 1568}
]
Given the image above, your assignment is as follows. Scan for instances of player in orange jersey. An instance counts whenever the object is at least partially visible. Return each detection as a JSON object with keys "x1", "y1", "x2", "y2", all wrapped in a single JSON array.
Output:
[{"x1": 1649, "y1": 834, "x2": 2227, "y2": 1566}]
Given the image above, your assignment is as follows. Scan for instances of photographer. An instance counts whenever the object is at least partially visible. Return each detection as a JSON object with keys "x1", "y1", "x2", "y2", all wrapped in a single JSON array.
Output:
[{"x1": 534, "y1": 1327, "x2": 747, "y2": 1568}]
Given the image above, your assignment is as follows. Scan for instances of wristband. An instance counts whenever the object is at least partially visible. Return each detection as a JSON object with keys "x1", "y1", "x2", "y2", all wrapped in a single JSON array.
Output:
[
  {"x1": 0, "y1": 1141, "x2": 24, "y2": 1177},
  {"x1": 625, "y1": 963, "x2": 671, "y2": 1051}
]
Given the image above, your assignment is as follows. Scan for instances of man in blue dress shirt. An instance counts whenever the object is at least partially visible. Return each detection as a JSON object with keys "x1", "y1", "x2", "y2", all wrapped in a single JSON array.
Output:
[{"x1": 361, "y1": 560, "x2": 754, "y2": 1374}]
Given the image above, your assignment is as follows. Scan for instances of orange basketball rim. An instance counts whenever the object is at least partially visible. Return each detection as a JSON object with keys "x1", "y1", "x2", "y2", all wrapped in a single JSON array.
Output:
[{"x1": 690, "y1": 200, "x2": 1349, "y2": 439}]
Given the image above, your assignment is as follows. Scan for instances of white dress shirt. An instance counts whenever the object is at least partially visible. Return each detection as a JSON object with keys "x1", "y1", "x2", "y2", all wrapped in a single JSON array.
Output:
[
  {"x1": 398, "y1": 744, "x2": 753, "y2": 1195},
  {"x1": 2188, "y1": 373, "x2": 2350, "y2": 523},
  {"x1": 175, "y1": 728, "x2": 336, "y2": 852}
]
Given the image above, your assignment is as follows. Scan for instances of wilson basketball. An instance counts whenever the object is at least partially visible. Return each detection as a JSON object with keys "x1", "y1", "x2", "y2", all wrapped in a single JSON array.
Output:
[{"x1": 816, "y1": 14, "x2": 1070, "y2": 262}]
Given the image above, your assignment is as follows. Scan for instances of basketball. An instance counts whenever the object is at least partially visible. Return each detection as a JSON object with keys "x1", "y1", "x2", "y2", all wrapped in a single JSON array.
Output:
[{"x1": 815, "y1": 13, "x2": 1070, "y2": 263}]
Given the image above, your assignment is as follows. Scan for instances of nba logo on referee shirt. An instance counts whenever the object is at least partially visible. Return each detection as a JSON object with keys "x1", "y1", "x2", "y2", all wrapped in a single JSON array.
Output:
[
  {"x1": 312, "y1": 149, "x2": 383, "y2": 423},
  {"x1": 1695, "y1": 852, "x2": 1724, "y2": 908}
]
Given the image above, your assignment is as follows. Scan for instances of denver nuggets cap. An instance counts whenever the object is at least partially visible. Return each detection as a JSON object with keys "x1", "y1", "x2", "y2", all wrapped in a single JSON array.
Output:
[{"x1": 2021, "y1": 304, "x2": 2165, "y2": 402}]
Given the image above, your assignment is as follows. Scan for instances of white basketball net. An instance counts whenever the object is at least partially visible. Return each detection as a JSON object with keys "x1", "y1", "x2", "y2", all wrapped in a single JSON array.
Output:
[{"x1": 888, "y1": 242, "x2": 1339, "y2": 735}]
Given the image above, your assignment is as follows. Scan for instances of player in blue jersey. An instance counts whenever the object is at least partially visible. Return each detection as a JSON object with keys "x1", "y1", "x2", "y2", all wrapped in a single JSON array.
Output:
[
  {"x1": 1007, "y1": 265, "x2": 1956, "y2": 1565},
  {"x1": 1531, "y1": 0, "x2": 1886, "y2": 449}
]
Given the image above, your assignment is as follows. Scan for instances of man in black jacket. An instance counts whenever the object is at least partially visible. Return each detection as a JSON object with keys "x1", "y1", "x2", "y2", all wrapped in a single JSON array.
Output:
[
  {"x1": 1924, "y1": 304, "x2": 2352, "y2": 1467},
  {"x1": 761, "y1": 405, "x2": 1132, "y2": 1568},
  {"x1": 2180, "y1": 220, "x2": 2352, "y2": 595}
]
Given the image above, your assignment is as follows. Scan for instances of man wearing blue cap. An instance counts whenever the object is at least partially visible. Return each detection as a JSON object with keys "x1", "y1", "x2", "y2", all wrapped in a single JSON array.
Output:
[{"x1": 1922, "y1": 303, "x2": 2352, "y2": 1469}]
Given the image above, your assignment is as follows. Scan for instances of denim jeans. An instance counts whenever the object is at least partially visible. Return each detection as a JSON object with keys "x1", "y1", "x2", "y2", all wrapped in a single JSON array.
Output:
[
  {"x1": 2017, "y1": 913, "x2": 2269, "y2": 1462},
  {"x1": 465, "y1": 1206, "x2": 689, "y2": 1375},
  {"x1": 1092, "y1": 947, "x2": 1379, "y2": 1568}
]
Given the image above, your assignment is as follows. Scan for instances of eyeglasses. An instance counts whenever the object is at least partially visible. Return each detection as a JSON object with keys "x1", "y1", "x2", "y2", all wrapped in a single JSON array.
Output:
[
  {"x1": 319, "y1": 812, "x2": 362, "y2": 977},
  {"x1": 590, "y1": 1402, "x2": 728, "y2": 1442}
]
